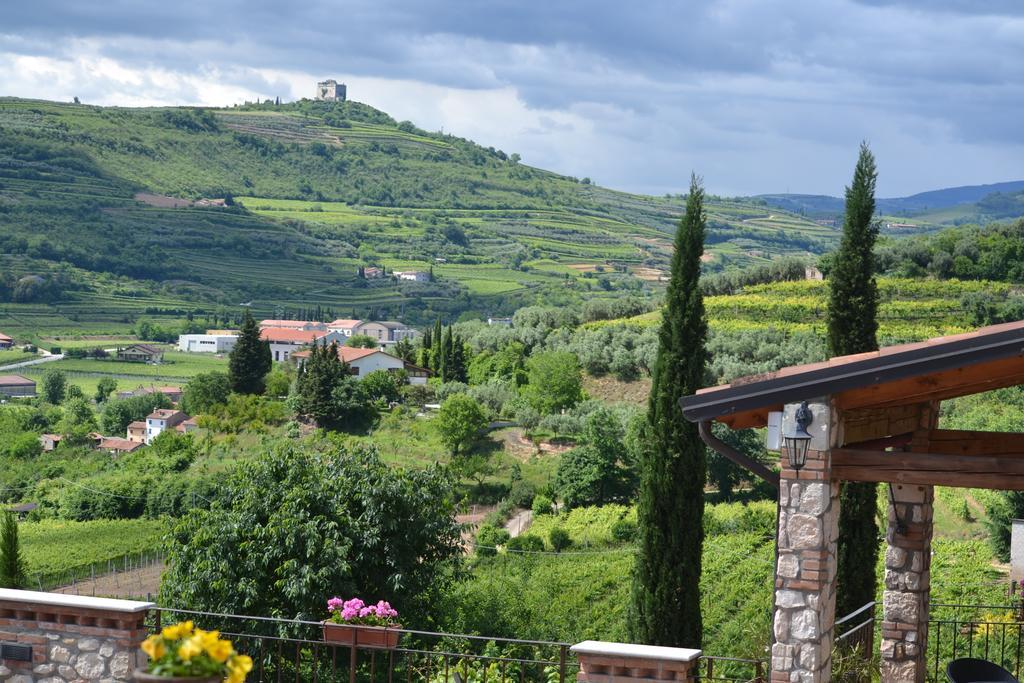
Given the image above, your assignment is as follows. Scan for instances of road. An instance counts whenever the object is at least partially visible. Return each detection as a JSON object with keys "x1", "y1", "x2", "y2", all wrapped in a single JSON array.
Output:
[
  {"x1": 504, "y1": 509, "x2": 533, "y2": 538},
  {"x1": 0, "y1": 353, "x2": 64, "y2": 371}
]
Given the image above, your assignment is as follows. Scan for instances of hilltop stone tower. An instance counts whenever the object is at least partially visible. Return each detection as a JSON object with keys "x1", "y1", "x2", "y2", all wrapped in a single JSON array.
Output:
[{"x1": 316, "y1": 80, "x2": 347, "y2": 102}]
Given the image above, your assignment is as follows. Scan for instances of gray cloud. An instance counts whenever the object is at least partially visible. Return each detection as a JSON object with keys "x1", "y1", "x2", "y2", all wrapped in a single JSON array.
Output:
[{"x1": 2, "y1": 0, "x2": 1023, "y2": 196}]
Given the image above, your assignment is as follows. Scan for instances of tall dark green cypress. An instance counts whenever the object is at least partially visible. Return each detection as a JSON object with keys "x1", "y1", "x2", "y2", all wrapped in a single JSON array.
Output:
[
  {"x1": 630, "y1": 174, "x2": 708, "y2": 647},
  {"x1": 827, "y1": 142, "x2": 881, "y2": 619},
  {"x1": 229, "y1": 310, "x2": 272, "y2": 394},
  {"x1": 440, "y1": 327, "x2": 455, "y2": 382},
  {"x1": 0, "y1": 509, "x2": 27, "y2": 589},
  {"x1": 431, "y1": 319, "x2": 444, "y2": 373}
]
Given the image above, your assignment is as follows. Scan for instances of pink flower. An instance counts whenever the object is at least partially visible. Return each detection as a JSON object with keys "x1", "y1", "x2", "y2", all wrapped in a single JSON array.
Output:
[{"x1": 327, "y1": 597, "x2": 344, "y2": 611}]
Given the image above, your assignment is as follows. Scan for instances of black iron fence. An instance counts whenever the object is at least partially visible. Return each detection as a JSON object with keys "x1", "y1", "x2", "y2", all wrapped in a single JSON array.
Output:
[
  {"x1": 927, "y1": 602, "x2": 1024, "y2": 682},
  {"x1": 153, "y1": 607, "x2": 573, "y2": 683}
]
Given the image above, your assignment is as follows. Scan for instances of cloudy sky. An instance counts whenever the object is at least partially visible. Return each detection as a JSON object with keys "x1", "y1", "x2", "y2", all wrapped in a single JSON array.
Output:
[{"x1": 3, "y1": 0, "x2": 1023, "y2": 197}]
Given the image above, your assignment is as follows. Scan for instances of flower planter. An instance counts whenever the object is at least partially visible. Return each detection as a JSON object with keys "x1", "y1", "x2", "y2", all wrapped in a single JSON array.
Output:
[
  {"x1": 322, "y1": 621, "x2": 402, "y2": 649},
  {"x1": 133, "y1": 671, "x2": 221, "y2": 683}
]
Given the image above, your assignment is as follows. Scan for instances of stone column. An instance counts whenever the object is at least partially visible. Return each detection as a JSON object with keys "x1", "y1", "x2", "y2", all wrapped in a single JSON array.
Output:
[
  {"x1": 772, "y1": 401, "x2": 840, "y2": 683},
  {"x1": 880, "y1": 484, "x2": 933, "y2": 683}
]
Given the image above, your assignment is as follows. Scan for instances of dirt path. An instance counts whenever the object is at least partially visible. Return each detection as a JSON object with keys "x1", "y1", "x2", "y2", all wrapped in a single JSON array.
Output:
[
  {"x1": 53, "y1": 562, "x2": 164, "y2": 600},
  {"x1": 504, "y1": 509, "x2": 533, "y2": 538}
]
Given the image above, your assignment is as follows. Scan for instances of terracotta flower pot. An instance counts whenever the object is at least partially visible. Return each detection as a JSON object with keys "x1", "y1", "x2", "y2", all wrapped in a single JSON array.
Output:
[
  {"x1": 322, "y1": 621, "x2": 402, "y2": 649},
  {"x1": 133, "y1": 670, "x2": 221, "y2": 683}
]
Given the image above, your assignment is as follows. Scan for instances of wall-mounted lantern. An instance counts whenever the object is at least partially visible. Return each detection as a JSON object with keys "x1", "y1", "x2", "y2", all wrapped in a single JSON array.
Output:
[{"x1": 783, "y1": 401, "x2": 814, "y2": 473}]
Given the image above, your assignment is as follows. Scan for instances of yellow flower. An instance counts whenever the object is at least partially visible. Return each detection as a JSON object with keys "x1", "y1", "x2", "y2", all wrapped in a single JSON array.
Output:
[
  {"x1": 195, "y1": 628, "x2": 221, "y2": 651},
  {"x1": 140, "y1": 635, "x2": 166, "y2": 660},
  {"x1": 161, "y1": 620, "x2": 195, "y2": 640},
  {"x1": 206, "y1": 639, "x2": 234, "y2": 663},
  {"x1": 226, "y1": 655, "x2": 253, "y2": 683},
  {"x1": 178, "y1": 636, "x2": 203, "y2": 662}
]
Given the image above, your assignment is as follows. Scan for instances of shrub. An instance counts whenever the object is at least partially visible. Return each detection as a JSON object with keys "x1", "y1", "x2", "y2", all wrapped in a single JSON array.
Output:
[
  {"x1": 532, "y1": 495, "x2": 554, "y2": 516},
  {"x1": 506, "y1": 534, "x2": 544, "y2": 553},
  {"x1": 610, "y1": 519, "x2": 637, "y2": 542},
  {"x1": 507, "y1": 480, "x2": 536, "y2": 508},
  {"x1": 548, "y1": 527, "x2": 571, "y2": 553},
  {"x1": 476, "y1": 524, "x2": 511, "y2": 557}
]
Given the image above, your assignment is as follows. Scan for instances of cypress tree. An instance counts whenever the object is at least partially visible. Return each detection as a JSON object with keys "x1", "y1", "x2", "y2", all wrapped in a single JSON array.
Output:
[
  {"x1": 0, "y1": 510, "x2": 27, "y2": 589},
  {"x1": 452, "y1": 334, "x2": 467, "y2": 383},
  {"x1": 228, "y1": 310, "x2": 272, "y2": 394},
  {"x1": 431, "y1": 320, "x2": 444, "y2": 373},
  {"x1": 630, "y1": 174, "x2": 708, "y2": 647},
  {"x1": 419, "y1": 327, "x2": 433, "y2": 369},
  {"x1": 440, "y1": 327, "x2": 455, "y2": 382},
  {"x1": 828, "y1": 142, "x2": 881, "y2": 619}
]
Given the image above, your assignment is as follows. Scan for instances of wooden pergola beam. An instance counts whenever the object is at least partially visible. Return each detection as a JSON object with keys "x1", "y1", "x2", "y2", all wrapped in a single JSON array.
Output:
[
  {"x1": 831, "y1": 447, "x2": 1024, "y2": 489},
  {"x1": 915, "y1": 429, "x2": 1024, "y2": 456}
]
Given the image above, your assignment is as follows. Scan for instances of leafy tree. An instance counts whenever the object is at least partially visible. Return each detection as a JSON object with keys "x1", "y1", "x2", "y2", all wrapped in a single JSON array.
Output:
[
  {"x1": 521, "y1": 351, "x2": 583, "y2": 414},
  {"x1": 436, "y1": 394, "x2": 488, "y2": 456},
  {"x1": 393, "y1": 337, "x2": 416, "y2": 363},
  {"x1": 984, "y1": 492, "x2": 1024, "y2": 561},
  {"x1": 0, "y1": 510, "x2": 27, "y2": 588},
  {"x1": 264, "y1": 366, "x2": 292, "y2": 398},
  {"x1": 40, "y1": 368, "x2": 67, "y2": 404},
  {"x1": 361, "y1": 369, "x2": 405, "y2": 406},
  {"x1": 554, "y1": 408, "x2": 634, "y2": 508},
  {"x1": 229, "y1": 311, "x2": 272, "y2": 395},
  {"x1": 631, "y1": 174, "x2": 708, "y2": 648},
  {"x1": 292, "y1": 342, "x2": 370, "y2": 430},
  {"x1": 475, "y1": 525, "x2": 511, "y2": 557},
  {"x1": 5, "y1": 432, "x2": 42, "y2": 459},
  {"x1": 828, "y1": 143, "x2": 881, "y2": 620},
  {"x1": 65, "y1": 385, "x2": 85, "y2": 401},
  {"x1": 57, "y1": 396, "x2": 97, "y2": 441},
  {"x1": 160, "y1": 445, "x2": 462, "y2": 631},
  {"x1": 94, "y1": 377, "x2": 118, "y2": 403},
  {"x1": 181, "y1": 372, "x2": 232, "y2": 415},
  {"x1": 346, "y1": 334, "x2": 378, "y2": 348}
]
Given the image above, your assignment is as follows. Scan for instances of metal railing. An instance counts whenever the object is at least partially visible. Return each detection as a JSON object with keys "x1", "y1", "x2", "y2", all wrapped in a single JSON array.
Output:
[
  {"x1": 700, "y1": 654, "x2": 766, "y2": 682},
  {"x1": 927, "y1": 603, "x2": 1024, "y2": 682},
  {"x1": 152, "y1": 607, "x2": 574, "y2": 683},
  {"x1": 835, "y1": 601, "x2": 876, "y2": 655}
]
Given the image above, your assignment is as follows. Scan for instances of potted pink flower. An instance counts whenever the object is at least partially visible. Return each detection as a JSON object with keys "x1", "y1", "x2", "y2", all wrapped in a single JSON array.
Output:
[{"x1": 322, "y1": 597, "x2": 402, "y2": 649}]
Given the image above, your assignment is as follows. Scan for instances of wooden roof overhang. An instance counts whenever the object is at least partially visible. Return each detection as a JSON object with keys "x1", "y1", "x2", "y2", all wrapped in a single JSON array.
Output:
[{"x1": 680, "y1": 320, "x2": 1024, "y2": 490}]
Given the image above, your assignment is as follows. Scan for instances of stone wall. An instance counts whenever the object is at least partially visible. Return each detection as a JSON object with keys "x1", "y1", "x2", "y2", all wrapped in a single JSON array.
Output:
[
  {"x1": 772, "y1": 444, "x2": 840, "y2": 683},
  {"x1": 880, "y1": 484, "x2": 933, "y2": 683},
  {"x1": 0, "y1": 589, "x2": 153, "y2": 682}
]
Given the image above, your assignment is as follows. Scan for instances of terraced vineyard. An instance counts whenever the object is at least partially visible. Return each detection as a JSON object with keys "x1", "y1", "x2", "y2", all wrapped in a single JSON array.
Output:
[{"x1": 0, "y1": 97, "x2": 836, "y2": 333}]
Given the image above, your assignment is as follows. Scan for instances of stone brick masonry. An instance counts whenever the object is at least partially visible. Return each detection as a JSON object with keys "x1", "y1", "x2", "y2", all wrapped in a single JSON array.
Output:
[
  {"x1": 772, "y1": 446, "x2": 840, "y2": 683},
  {"x1": 0, "y1": 590, "x2": 153, "y2": 682},
  {"x1": 880, "y1": 484, "x2": 933, "y2": 683}
]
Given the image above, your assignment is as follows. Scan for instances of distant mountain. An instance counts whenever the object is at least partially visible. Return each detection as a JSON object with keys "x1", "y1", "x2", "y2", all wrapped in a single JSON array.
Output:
[{"x1": 758, "y1": 180, "x2": 1024, "y2": 222}]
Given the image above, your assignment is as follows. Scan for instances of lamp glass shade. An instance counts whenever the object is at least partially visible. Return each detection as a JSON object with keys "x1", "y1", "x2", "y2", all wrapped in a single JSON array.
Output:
[{"x1": 783, "y1": 427, "x2": 812, "y2": 470}]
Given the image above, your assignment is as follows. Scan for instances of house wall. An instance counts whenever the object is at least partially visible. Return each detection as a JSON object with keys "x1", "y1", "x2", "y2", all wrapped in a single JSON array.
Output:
[
  {"x1": 0, "y1": 383, "x2": 36, "y2": 398},
  {"x1": 354, "y1": 322, "x2": 390, "y2": 342},
  {"x1": 350, "y1": 353, "x2": 405, "y2": 377},
  {"x1": 177, "y1": 334, "x2": 237, "y2": 353}
]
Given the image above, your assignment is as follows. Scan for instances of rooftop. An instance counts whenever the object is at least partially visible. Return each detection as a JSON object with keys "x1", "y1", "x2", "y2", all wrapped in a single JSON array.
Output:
[
  {"x1": 147, "y1": 409, "x2": 185, "y2": 420},
  {"x1": 260, "y1": 328, "x2": 332, "y2": 343},
  {"x1": 0, "y1": 375, "x2": 35, "y2": 386}
]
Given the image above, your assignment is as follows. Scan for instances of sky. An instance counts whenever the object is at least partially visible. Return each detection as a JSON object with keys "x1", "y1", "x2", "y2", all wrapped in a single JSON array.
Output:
[{"x1": 2, "y1": 0, "x2": 1023, "y2": 197}]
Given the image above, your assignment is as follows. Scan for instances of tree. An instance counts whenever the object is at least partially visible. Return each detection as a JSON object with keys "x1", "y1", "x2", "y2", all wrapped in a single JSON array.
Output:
[
  {"x1": 630, "y1": 174, "x2": 708, "y2": 648},
  {"x1": 264, "y1": 366, "x2": 292, "y2": 398},
  {"x1": 521, "y1": 351, "x2": 583, "y2": 414},
  {"x1": 40, "y1": 369, "x2": 67, "y2": 404},
  {"x1": 292, "y1": 342, "x2": 370, "y2": 430},
  {"x1": 160, "y1": 445, "x2": 462, "y2": 631},
  {"x1": 181, "y1": 372, "x2": 232, "y2": 415},
  {"x1": 555, "y1": 408, "x2": 634, "y2": 508},
  {"x1": 436, "y1": 394, "x2": 488, "y2": 456},
  {"x1": 548, "y1": 527, "x2": 571, "y2": 553},
  {"x1": 229, "y1": 311, "x2": 272, "y2": 394},
  {"x1": 94, "y1": 377, "x2": 118, "y2": 403},
  {"x1": 346, "y1": 334, "x2": 378, "y2": 348},
  {"x1": 361, "y1": 369, "x2": 405, "y2": 406},
  {"x1": 828, "y1": 143, "x2": 881, "y2": 620},
  {"x1": 0, "y1": 510, "x2": 27, "y2": 589}
]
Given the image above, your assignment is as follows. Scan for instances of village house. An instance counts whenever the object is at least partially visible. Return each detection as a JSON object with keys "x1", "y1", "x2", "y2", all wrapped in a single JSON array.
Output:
[
  {"x1": 126, "y1": 421, "x2": 147, "y2": 443},
  {"x1": 259, "y1": 319, "x2": 327, "y2": 331},
  {"x1": 177, "y1": 332, "x2": 238, "y2": 353},
  {"x1": 98, "y1": 437, "x2": 143, "y2": 455},
  {"x1": 0, "y1": 375, "x2": 36, "y2": 398},
  {"x1": 292, "y1": 346, "x2": 430, "y2": 385},
  {"x1": 394, "y1": 270, "x2": 430, "y2": 282},
  {"x1": 39, "y1": 434, "x2": 61, "y2": 452},
  {"x1": 176, "y1": 416, "x2": 199, "y2": 434},
  {"x1": 116, "y1": 344, "x2": 164, "y2": 363},
  {"x1": 7, "y1": 502, "x2": 37, "y2": 520},
  {"x1": 326, "y1": 319, "x2": 417, "y2": 346},
  {"x1": 0, "y1": 331, "x2": 13, "y2": 349},
  {"x1": 363, "y1": 266, "x2": 385, "y2": 279},
  {"x1": 487, "y1": 317, "x2": 514, "y2": 326},
  {"x1": 260, "y1": 328, "x2": 345, "y2": 362},
  {"x1": 145, "y1": 409, "x2": 189, "y2": 444}
]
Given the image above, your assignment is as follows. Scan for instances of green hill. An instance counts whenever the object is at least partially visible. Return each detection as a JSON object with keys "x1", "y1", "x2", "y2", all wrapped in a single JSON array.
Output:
[{"x1": 0, "y1": 97, "x2": 833, "y2": 335}]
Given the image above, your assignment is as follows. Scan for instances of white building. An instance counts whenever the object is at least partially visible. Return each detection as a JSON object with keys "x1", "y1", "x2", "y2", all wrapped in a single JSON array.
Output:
[
  {"x1": 395, "y1": 271, "x2": 430, "y2": 282},
  {"x1": 145, "y1": 409, "x2": 189, "y2": 444},
  {"x1": 325, "y1": 320, "x2": 418, "y2": 346},
  {"x1": 293, "y1": 346, "x2": 430, "y2": 385},
  {"x1": 177, "y1": 333, "x2": 238, "y2": 353},
  {"x1": 260, "y1": 328, "x2": 345, "y2": 362}
]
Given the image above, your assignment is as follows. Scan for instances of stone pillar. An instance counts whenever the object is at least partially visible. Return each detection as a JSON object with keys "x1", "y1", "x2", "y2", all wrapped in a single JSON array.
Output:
[
  {"x1": 880, "y1": 484, "x2": 933, "y2": 683},
  {"x1": 571, "y1": 640, "x2": 701, "y2": 682},
  {"x1": 0, "y1": 588, "x2": 153, "y2": 682},
  {"x1": 772, "y1": 401, "x2": 839, "y2": 683}
]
